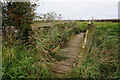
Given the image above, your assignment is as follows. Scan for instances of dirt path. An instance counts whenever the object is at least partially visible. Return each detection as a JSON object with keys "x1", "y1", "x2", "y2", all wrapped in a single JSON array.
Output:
[{"x1": 52, "y1": 33, "x2": 84, "y2": 78}]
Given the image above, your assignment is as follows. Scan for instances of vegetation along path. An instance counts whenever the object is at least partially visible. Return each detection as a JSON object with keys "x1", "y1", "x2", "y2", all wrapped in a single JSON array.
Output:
[{"x1": 52, "y1": 33, "x2": 84, "y2": 78}]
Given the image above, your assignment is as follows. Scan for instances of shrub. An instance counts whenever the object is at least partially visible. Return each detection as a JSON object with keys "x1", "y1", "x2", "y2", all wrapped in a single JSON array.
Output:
[{"x1": 2, "y1": 2, "x2": 36, "y2": 44}]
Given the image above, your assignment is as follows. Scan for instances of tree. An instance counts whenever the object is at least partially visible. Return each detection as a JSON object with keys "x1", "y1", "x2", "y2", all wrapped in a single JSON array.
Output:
[
  {"x1": 39, "y1": 12, "x2": 62, "y2": 22},
  {"x1": 46, "y1": 12, "x2": 57, "y2": 22},
  {"x1": 57, "y1": 14, "x2": 62, "y2": 20},
  {"x1": 2, "y1": 1, "x2": 37, "y2": 44}
]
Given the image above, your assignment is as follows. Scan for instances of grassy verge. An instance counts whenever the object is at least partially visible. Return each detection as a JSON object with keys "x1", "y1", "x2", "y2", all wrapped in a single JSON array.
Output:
[
  {"x1": 70, "y1": 22, "x2": 119, "y2": 78},
  {"x1": 2, "y1": 21, "x2": 87, "y2": 78}
]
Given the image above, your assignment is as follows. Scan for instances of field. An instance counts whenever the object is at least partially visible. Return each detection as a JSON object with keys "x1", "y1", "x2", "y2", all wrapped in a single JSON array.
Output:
[
  {"x1": 69, "y1": 22, "x2": 119, "y2": 78},
  {"x1": 2, "y1": 21, "x2": 119, "y2": 79}
]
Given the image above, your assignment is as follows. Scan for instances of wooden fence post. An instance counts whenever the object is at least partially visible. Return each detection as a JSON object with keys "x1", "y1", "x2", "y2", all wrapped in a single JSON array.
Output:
[{"x1": 82, "y1": 21, "x2": 95, "y2": 59}]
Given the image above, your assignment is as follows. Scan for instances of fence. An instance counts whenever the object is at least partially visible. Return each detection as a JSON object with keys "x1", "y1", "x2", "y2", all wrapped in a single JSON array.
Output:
[
  {"x1": 81, "y1": 21, "x2": 96, "y2": 59},
  {"x1": 53, "y1": 21, "x2": 96, "y2": 54}
]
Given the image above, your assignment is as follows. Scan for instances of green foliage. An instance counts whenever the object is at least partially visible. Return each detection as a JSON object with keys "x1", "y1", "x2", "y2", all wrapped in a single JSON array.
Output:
[
  {"x1": 37, "y1": 12, "x2": 62, "y2": 22},
  {"x1": 70, "y1": 22, "x2": 119, "y2": 78},
  {"x1": 2, "y1": 2, "x2": 36, "y2": 43},
  {"x1": 46, "y1": 12, "x2": 57, "y2": 21},
  {"x1": 2, "y1": 20, "x2": 88, "y2": 78},
  {"x1": 32, "y1": 21, "x2": 84, "y2": 63},
  {"x1": 50, "y1": 49, "x2": 69, "y2": 61},
  {"x1": 2, "y1": 40, "x2": 51, "y2": 79},
  {"x1": 2, "y1": 43, "x2": 32, "y2": 79},
  {"x1": 34, "y1": 22, "x2": 77, "y2": 52},
  {"x1": 55, "y1": 24, "x2": 66, "y2": 28},
  {"x1": 76, "y1": 22, "x2": 88, "y2": 32}
]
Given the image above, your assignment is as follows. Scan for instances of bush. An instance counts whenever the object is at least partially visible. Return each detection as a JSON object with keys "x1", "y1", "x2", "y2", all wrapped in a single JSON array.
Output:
[{"x1": 2, "y1": 2, "x2": 36, "y2": 43}]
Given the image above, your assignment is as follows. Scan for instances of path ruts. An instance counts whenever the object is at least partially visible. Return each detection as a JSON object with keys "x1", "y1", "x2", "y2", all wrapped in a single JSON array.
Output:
[{"x1": 52, "y1": 33, "x2": 84, "y2": 78}]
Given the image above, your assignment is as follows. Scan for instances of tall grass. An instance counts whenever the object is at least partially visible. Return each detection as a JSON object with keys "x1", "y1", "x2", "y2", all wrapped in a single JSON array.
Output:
[
  {"x1": 70, "y1": 22, "x2": 119, "y2": 78},
  {"x1": 2, "y1": 21, "x2": 85, "y2": 78}
]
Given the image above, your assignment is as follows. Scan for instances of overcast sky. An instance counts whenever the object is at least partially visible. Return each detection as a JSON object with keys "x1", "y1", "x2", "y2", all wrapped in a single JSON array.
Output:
[{"x1": 36, "y1": 0, "x2": 120, "y2": 20}]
